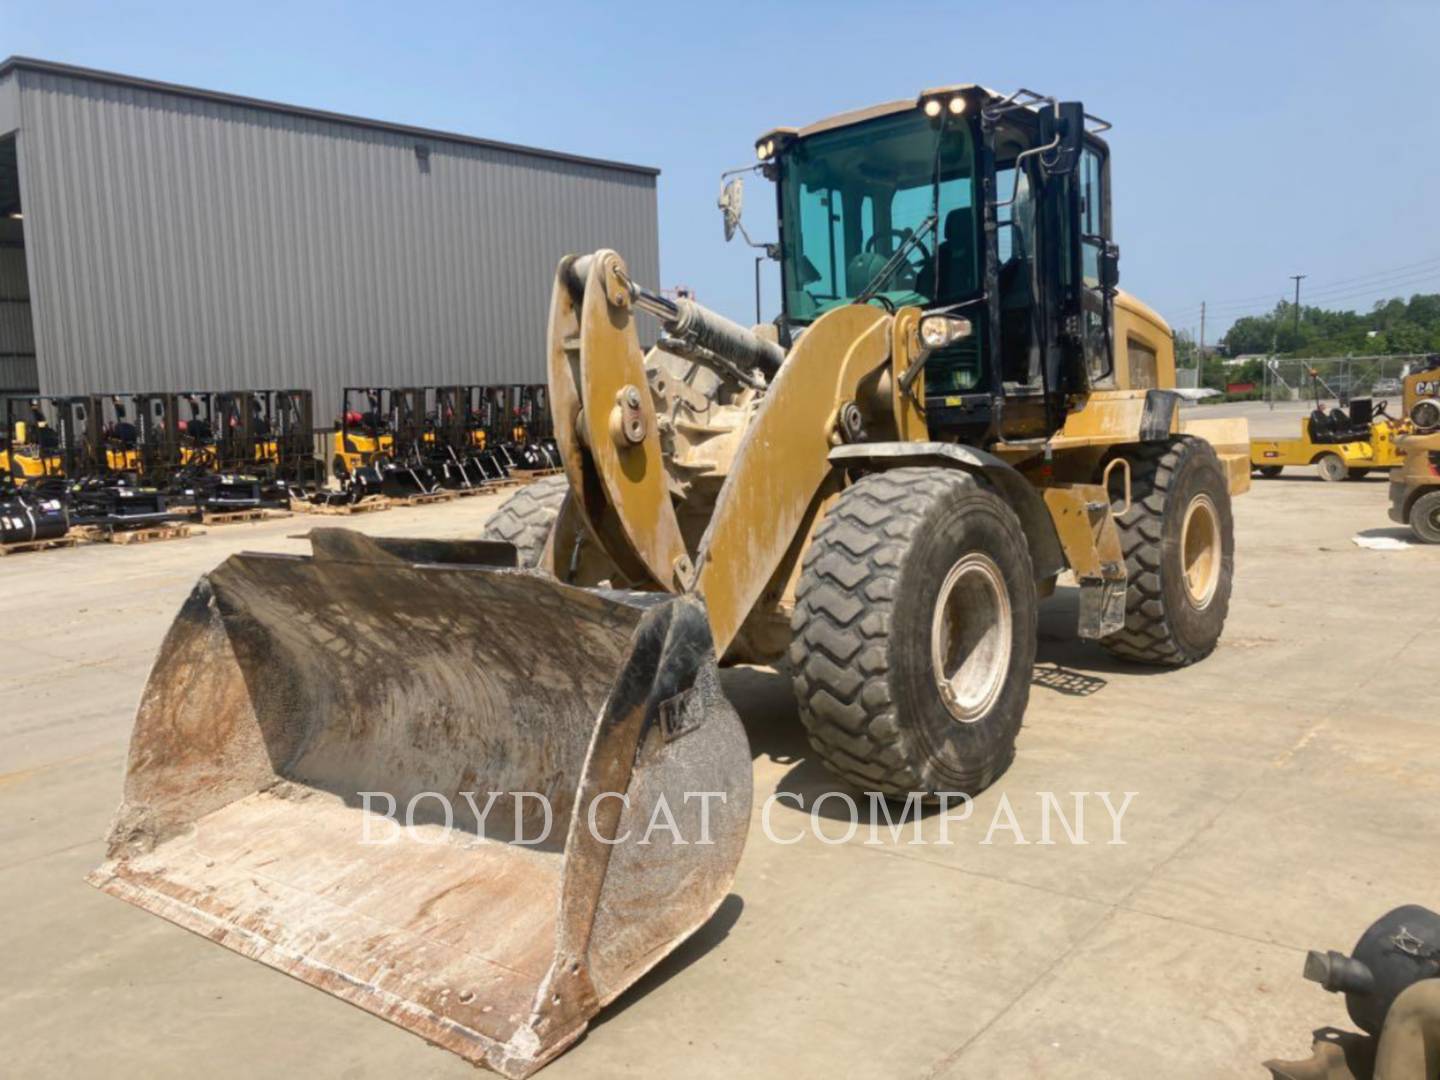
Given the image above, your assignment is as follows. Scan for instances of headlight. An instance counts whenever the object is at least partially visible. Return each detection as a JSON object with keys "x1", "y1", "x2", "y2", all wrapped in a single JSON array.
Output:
[
  {"x1": 1413, "y1": 397, "x2": 1440, "y2": 431},
  {"x1": 919, "y1": 314, "x2": 973, "y2": 350},
  {"x1": 923, "y1": 99, "x2": 942, "y2": 118},
  {"x1": 947, "y1": 96, "x2": 966, "y2": 115}
]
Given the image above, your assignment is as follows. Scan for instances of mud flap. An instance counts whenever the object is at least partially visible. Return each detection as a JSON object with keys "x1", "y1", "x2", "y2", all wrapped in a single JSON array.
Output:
[
  {"x1": 89, "y1": 530, "x2": 752, "y2": 1077},
  {"x1": 1076, "y1": 572, "x2": 1127, "y2": 639}
]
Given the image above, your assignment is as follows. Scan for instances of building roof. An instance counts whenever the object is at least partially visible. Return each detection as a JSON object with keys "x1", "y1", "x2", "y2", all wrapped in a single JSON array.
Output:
[{"x1": 0, "y1": 55, "x2": 660, "y2": 178}]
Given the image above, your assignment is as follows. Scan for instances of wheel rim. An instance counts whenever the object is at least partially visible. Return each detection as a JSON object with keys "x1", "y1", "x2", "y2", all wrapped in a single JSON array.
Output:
[
  {"x1": 1180, "y1": 493, "x2": 1222, "y2": 609},
  {"x1": 1319, "y1": 455, "x2": 1344, "y2": 481},
  {"x1": 930, "y1": 552, "x2": 1012, "y2": 724}
]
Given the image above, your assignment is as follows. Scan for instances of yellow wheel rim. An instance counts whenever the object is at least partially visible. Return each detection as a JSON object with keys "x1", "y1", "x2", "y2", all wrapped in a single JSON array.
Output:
[{"x1": 1180, "y1": 494, "x2": 1221, "y2": 609}]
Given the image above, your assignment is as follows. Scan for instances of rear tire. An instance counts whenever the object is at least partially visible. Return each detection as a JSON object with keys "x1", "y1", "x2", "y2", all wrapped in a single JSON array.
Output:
[
  {"x1": 479, "y1": 475, "x2": 569, "y2": 568},
  {"x1": 1410, "y1": 490, "x2": 1440, "y2": 544},
  {"x1": 1100, "y1": 437, "x2": 1234, "y2": 666},
  {"x1": 1257, "y1": 465, "x2": 1283, "y2": 478},
  {"x1": 1317, "y1": 453, "x2": 1347, "y2": 482},
  {"x1": 789, "y1": 468, "x2": 1037, "y2": 797}
]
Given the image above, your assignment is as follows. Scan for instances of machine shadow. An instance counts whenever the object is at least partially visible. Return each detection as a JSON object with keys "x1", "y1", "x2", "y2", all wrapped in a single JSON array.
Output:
[
  {"x1": 1353, "y1": 526, "x2": 1417, "y2": 542},
  {"x1": 715, "y1": 585, "x2": 1175, "y2": 823},
  {"x1": 587, "y1": 894, "x2": 746, "y2": 1029},
  {"x1": 1035, "y1": 585, "x2": 1164, "y2": 678}
]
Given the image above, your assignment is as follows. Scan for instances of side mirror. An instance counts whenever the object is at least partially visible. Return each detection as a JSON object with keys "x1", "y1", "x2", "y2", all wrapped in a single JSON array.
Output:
[
  {"x1": 719, "y1": 176, "x2": 744, "y2": 242},
  {"x1": 1039, "y1": 101, "x2": 1085, "y2": 176},
  {"x1": 1100, "y1": 243, "x2": 1121, "y2": 291}
]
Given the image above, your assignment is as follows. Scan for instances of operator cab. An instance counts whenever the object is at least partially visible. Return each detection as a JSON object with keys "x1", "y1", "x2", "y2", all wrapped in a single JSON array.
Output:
[{"x1": 745, "y1": 86, "x2": 1119, "y2": 446}]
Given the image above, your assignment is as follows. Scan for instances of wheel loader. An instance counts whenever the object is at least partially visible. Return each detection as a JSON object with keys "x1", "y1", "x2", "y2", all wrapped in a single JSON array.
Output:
[
  {"x1": 90, "y1": 86, "x2": 1250, "y2": 1076},
  {"x1": 1388, "y1": 359, "x2": 1440, "y2": 543}
]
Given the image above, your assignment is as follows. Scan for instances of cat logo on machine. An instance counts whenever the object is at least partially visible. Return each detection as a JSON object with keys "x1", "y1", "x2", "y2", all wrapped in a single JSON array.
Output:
[{"x1": 1417, "y1": 379, "x2": 1439, "y2": 397}]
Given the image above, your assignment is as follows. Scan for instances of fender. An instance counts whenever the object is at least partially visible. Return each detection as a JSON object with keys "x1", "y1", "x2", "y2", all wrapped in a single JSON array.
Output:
[{"x1": 827, "y1": 441, "x2": 1067, "y2": 582}]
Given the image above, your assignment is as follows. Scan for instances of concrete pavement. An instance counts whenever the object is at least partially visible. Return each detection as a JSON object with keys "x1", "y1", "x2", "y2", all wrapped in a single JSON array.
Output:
[{"x1": 1, "y1": 473, "x2": 1435, "y2": 1077}]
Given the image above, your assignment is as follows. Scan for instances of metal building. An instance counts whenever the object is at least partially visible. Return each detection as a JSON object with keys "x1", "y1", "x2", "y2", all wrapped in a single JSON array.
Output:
[{"x1": 0, "y1": 57, "x2": 660, "y2": 401}]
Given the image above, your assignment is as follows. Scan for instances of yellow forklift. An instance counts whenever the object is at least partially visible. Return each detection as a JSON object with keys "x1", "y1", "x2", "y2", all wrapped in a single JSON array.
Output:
[{"x1": 1251, "y1": 368, "x2": 1404, "y2": 481}]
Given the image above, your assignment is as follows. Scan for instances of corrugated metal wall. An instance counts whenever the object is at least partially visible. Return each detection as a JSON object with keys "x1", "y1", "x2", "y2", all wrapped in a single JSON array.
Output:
[{"x1": 11, "y1": 66, "x2": 660, "y2": 404}]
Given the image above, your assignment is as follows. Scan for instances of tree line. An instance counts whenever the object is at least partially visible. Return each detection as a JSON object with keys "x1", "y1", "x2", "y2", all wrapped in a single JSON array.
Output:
[{"x1": 1173, "y1": 292, "x2": 1440, "y2": 392}]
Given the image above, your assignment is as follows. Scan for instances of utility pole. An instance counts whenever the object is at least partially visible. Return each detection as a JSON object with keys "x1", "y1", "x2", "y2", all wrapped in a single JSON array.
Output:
[
  {"x1": 1289, "y1": 273, "x2": 1306, "y2": 338},
  {"x1": 1198, "y1": 301, "x2": 1206, "y2": 379}
]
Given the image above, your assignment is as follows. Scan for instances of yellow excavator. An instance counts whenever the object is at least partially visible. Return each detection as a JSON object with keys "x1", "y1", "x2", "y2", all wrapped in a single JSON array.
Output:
[{"x1": 91, "y1": 86, "x2": 1250, "y2": 1076}]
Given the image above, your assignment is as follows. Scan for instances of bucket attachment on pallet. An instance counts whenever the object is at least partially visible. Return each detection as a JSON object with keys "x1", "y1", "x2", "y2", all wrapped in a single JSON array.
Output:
[{"x1": 89, "y1": 529, "x2": 752, "y2": 1077}]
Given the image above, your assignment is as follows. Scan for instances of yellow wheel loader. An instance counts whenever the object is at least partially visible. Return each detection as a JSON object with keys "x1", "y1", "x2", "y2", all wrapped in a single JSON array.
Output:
[
  {"x1": 91, "y1": 86, "x2": 1250, "y2": 1076},
  {"x1": 1388, "y1": 361, "x2": 1440, "y2": 542}
]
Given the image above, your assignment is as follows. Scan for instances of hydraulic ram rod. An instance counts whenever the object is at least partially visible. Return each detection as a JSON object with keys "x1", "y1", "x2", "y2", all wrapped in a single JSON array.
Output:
[{"x1": 567, "y1": 254, "x2": 785, "y2": 378}]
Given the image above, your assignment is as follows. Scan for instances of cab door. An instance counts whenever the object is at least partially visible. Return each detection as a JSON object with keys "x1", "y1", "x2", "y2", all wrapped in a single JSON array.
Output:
[{"x1": 1069, "y1": 141, "x2": 1117, "y2": 388}]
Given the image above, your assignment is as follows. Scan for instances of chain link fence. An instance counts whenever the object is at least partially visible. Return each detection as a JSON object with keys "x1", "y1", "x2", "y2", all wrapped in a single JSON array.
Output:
[{"x1": 1258, "y1": 354, "x2": 1433, "y2": 404}]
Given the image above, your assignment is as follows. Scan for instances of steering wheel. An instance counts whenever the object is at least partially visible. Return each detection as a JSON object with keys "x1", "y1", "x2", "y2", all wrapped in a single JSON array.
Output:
[
  {"x1": 1373, "y1": 399, "x2": 1391, "y2": 421},
  {"x1": 865, "y1": 228, "x2": 932, "y2": 289}
]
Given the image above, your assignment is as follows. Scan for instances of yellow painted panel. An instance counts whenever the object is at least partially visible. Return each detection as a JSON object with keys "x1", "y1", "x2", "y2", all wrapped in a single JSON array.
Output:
[
  {"x1": 578, "y1": 252, "x2": 688, "y2": 589},
  {"x1": 695, "y1": 304, "x2": 893, "y2": 655}
]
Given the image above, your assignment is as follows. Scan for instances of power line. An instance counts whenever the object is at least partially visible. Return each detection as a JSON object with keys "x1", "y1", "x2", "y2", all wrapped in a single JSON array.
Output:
[
  {"x1": 1167, "y1": 266, "x2": 1440, "y2": 329},
  {"x1": 1167, "y1": 252, "x2": 1440, "y2": 324}
]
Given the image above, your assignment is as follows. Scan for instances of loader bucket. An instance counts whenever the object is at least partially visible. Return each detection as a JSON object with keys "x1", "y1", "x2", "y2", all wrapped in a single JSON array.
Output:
[{"x1": 89, "y1": 529, "x2": 752, "y2": 1077}]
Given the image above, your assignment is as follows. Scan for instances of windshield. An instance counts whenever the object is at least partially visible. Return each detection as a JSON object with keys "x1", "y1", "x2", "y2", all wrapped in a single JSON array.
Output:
[{"x1": 779, "y1": 110, "x2": 978, "y2": 323}]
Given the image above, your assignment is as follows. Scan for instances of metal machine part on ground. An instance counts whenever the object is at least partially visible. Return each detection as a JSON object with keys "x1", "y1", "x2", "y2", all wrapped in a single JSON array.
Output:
[
  {"x1": 0, "y1": 479, "x2": 69, "y2": 543},
  {"x1": 94, "y1": 84, "x2": 1251, "y2": 1076},
  {"x1": 1265, "y1": 906, "x2": 1440, "y2": 1080}
]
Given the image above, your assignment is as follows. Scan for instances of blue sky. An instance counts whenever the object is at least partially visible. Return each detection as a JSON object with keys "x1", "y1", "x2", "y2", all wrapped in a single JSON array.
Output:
[{"x1": 6, "y1": 0, "x2": 1438, "y2": 343}]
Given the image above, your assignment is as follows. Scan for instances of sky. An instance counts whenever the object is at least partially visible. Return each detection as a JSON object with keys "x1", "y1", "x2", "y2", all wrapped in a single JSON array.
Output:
[{"x1": 5, "y1": 0, "x2": 1439, "y2": 344}]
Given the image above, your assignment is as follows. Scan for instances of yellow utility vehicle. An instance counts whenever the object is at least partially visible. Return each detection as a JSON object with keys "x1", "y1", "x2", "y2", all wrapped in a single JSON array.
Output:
[
  {"x1": 93, "y1": 86, "x2": 1249, "y2": 1077},
  {"x1": 1251, "y1": 369, "x2": 1404, "y2": 481},
  {"x1": 1388, "y1": 361, "x2": 1440, "y2": 542}
]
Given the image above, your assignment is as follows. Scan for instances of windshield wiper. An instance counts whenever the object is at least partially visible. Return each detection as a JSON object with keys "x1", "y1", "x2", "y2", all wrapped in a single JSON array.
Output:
[{"x1": 853, "y1": 213, "x2": 938, "y2": 305}]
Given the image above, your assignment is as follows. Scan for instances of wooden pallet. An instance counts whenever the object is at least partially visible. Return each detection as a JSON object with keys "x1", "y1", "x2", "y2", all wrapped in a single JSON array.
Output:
[
  {"x1": 0, "y1": 534, "x2": 81, "y2": 556},
  {"x1": 76, "y1": 523, "x2": 195, "y2": 545},
  {"x1": 385, "y1": 490, "x2": 459, "y2": 507},
  {"x1": 510, "y1": 467, "x2": 563, "y2": 483},
  {"x1": 290, "y1": 497, "x2": 390, "y2": 516},
  {"x1": 201, "y1": 508, "x2": 293, "y2": 526}
]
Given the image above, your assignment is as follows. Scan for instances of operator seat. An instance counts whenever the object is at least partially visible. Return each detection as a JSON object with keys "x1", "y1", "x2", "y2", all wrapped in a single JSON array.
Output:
[{"x1": 916, "y1": 207, "x2": 974, "y2": 301}]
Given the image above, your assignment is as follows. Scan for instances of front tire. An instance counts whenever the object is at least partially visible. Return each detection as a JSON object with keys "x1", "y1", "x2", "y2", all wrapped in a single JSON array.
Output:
[
  {"x1": 1410, "y1": 490, "x2": 1440, "y2": 544},
  {"x1": 1257, "y1": 465, "x2": 1283, "y2": 478},
  {"x1": 789, "y1": 468, "x2": 1037, "y2": 797},
  {"x1": 1101, "y1": 437, "x2": 1235, "y2": 666},
  {"x1": 479, "y1": 474, "x2": 569, "y2": 568},
  {"x1": 1317, "y1": 453, "x2": 1348, "y2": 482}
]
